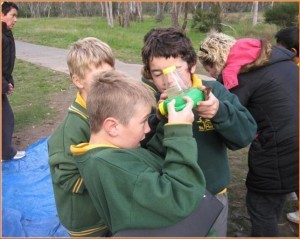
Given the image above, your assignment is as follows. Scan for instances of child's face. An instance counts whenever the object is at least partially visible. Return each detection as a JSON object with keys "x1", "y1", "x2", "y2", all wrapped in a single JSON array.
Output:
[
  {"x1": 116, "y1": 103, "x2": 151, "y2": 149},
  {"x1": 203, "y1": 63, "x2": 218, "y2": 79},
  {"x1": 2, "y1": 8, "x2": 18, "y2": 30},
  {"x1": 149, "y1": 56, "x2": 195, "y2": 93},
  {"x1": 81, "y1": 63, "x2": 114, "y2": 93}
]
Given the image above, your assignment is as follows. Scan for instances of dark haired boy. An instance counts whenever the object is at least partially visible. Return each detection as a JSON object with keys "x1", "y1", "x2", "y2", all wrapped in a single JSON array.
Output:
[
  {"x1": 141, "y1": 27, "x2": 257, "y2": 236},
  {"x1": 275, "y1": 26, "x2": 299, "y2": 64}
]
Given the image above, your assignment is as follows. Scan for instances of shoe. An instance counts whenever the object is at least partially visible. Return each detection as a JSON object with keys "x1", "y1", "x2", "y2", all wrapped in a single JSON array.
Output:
[
  {"x1": 287, "y1": 210, "x2": 299, "y2": 224},
  {"x1": 287, "y1": 192, "x2": 298, "y2": 201},
  {"x1": 1, "y1": 151, "x2": 26, "y2": 162},
  {"x1": 13, "y1": 151, "x2": 26, "y2": 159}
]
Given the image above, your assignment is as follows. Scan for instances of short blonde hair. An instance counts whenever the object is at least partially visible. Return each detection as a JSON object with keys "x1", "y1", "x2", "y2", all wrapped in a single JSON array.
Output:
[
  {"x1": 67, "y1": 37, "x2": 115, "y2": 79},
  {"x1": 197, "y1": 31, "x2": 236, "y2": 76},
  {"x1": 87, "y1": 70, "x2": 156, "y2": 133}
]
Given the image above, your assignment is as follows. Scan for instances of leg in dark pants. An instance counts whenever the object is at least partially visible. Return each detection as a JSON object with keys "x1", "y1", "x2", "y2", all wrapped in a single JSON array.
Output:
[
  {"x1": 246, "y1": 189, "x2": 287, "y2": 237},
  {"x1": 2, "y1": 94, "x2": 16, "y2": 160}
]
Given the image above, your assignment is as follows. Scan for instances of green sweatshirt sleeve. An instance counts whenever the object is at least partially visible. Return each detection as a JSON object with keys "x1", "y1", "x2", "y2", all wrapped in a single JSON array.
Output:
[
  {"x1": 207, "y1": 81, "x2": 257, "y2": 150},
  {"x1": 131, "y1": 124, "x2": 205, "y2": 226},
  {"x1": 48, "y1": 114, "x2": 90, "y2": 194}
]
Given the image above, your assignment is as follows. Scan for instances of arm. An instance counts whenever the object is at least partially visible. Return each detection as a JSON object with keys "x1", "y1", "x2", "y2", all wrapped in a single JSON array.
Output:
[
  {"x1": 132, "y1": 124, "x2": 206, "y2": 226},
  {"x1": 197, "y1": 81, "x2": 257, "y2": 150},
  {"x1": 48, "y1": 114, "x2": 90, "y2": 193},
  {"x1": 2, "y1": 38, "x2": 14, "y2": 94},
  {"x1": 95, "y1": 123, "x2": 205, "y2": 230},
  {"x1": 134, "y1": 98, "x2": 205, "y2": 225}
]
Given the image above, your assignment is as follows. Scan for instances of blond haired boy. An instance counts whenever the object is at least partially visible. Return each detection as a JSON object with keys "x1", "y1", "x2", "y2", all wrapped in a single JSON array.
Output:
[
  {"x1": 48, "y1": 37, "x2": 114, "y2": 237},
  {"x1": 71, "y1": 70, "x2": 206, "y2": 235}
]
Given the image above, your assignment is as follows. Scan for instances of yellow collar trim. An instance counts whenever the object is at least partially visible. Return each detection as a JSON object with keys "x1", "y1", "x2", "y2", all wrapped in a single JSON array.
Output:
[
  {"x1": 71, "y1": 143, "x2": 120, "y2": 155},
  {"x1": 192, "y1": 74, "x2": 203, "y2": 88},
  {"x1": 75, "y1": 92, "x2": 87, "y2": 109}
]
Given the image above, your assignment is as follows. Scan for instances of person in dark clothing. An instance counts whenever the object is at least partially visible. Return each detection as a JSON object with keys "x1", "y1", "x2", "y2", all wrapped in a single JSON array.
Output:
[
  {"x1": 275, "y1": 26, "x2": 299, "y2": 225},
  {"x1": 198, "y1": 31, "x2": 299, "y2": 237},
  {"x1": 2, "y1": 2, "x2": 25, "y2": 162},
  {"x1": 275, "y1": 26, "x2": 299, "y2": 64}
]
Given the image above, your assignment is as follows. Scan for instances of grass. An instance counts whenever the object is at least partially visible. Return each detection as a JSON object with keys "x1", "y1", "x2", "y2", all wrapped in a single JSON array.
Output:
[
  {"x1": 13, "y1": 14, "x2": 280, "y2": 64},
  {"x1": 10, "y1": 59, "x2": 70, "y2": 131}
]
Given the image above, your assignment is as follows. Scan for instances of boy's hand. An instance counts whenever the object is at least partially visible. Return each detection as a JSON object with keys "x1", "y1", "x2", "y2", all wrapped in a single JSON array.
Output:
[
  {"x1": 156, "y1": 91, "x2": 168, "y2": 120},
  {"x1": 7, "y1": 83, "x2": 14, "y2": 95},
  {"x1": 167, "y1": 97, "x2": 194, "y2": 124},
  {"x1": 195, "y1": 86, "x2": 219, "y2": 119}
]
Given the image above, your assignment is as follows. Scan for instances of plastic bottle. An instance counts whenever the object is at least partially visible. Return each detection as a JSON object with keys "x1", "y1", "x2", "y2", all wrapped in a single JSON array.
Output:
[
  {"x1": 158, "y1": 66, "x2": 205, "y2": 116},
  {"x1": 163, "y1": 66, "x2": 190, "y2": 98}
]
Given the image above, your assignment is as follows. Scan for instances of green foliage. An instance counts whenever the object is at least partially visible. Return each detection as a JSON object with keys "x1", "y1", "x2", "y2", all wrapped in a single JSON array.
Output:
[
  {"x1": 11, "y1": 60, "x2": 70, "y2": 130},
  {"x1": 191, "y1": 3, "x2": 222, "y2": 32},
  {"x1": 264, "y1": 2, "x2": 299, "y2": 27}
]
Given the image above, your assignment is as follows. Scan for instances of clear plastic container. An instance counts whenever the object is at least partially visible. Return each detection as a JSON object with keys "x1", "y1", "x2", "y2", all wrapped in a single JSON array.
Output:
[
  {"x1": 159, "y1": 65, "x2": 205, "y2": 116},
  {"x1": 163, "y1": 66, "x2": 190, "y2": 98}
]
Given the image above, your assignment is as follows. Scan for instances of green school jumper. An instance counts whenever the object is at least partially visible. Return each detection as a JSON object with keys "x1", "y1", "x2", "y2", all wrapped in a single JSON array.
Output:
[
  {"x1": 143, "y1": 74, "x2": 257, "y2": 195},
  {"x1": 71, "y1": 124, "x2": 206, "y2": 235},
  {"x1": 48, "y1": 92, "x2": 108, "y2": 237}
]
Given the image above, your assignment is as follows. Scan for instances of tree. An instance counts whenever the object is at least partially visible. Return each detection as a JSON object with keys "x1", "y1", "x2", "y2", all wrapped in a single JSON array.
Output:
[
  {"x1": 136, "y1": 2, "x2": 143, "y2": 22},
  {"x1": 192, "y1": 2, "x2": 222, "y2": 32},
  {"x1": 122, "y1": 2, "x2": 130, "y2": 27},
  {"x1": 182, "y1": 2, "x2": 189, "y2": 30},
  {"x1": 105, "y1": 2, "x2": 114, "y2": 28},
  {"x1": 264, "y1": 2, "x2": 299, "y2": 27},
  {"x1": 252, "y1": 1, "x2": 258, "y2": 25},
  {"x1": 171, "y1": 2, "x2": 179, "y2": 28},
  {"x1": 156, "y1": 2, "x2": 165, "y2": 22}
]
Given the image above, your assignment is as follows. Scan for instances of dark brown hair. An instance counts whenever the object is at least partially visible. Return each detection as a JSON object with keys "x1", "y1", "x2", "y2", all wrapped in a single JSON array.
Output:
[
  {"x1": 2, "y1": 2, "x2": 18, "y2": 15},
  {"x1": 142, "y1": 27, "x2": 197, "y2": 79}
]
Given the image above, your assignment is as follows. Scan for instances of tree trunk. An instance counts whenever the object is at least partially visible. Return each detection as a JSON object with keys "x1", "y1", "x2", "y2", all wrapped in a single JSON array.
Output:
[
  {"x1": 252, "y1": 1, "x2": 258, "y2": 25},
  {"x1": 171, "y1": 2, "x2": 179, "y2": 28},
  {"x1": 105, "y1": 2, "x2": 114, "y2": 28},
  {"x1": 60, "y1": 2, "x2": 65, "y2": 17},
  {"x1": 99, "y1": 2, "x2": 104, "y2": 17},
  {"x1": 136, "y1": 2, "x2": 143, "y2": 22},
  {"x1": 156, "y1": 2, "x2": 164, "y2": 22},
  {"x1": 181, "y1": 2, "x2": 188, "y2": 30},
  {"x1": 123, "y1": 2, "x2": 130, "y2": 27}
]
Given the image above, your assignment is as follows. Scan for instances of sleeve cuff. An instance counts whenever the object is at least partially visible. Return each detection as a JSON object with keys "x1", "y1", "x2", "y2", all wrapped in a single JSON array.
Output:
[
  {"x1": 211, "y1": 101, "x2": 228, "y2": 123},
  {"x1": 164, "y1": 124, "x2": 193, "y2": 138}
]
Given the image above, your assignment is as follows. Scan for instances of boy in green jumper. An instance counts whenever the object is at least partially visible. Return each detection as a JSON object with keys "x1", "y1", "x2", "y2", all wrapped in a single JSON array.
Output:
[
  {"x1": 141, "y1": 27, "x2": 257, "y2": 236},
  {"x1": 48, "y1": 37, "x2": 114, "y2": 237},
  {"x1": 71, "y1": 70, "x2": 206, "y2": 235}
]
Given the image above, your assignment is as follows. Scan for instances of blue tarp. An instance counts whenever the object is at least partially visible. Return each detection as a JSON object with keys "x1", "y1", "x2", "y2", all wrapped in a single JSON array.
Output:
[{"x1": 2, "y1": 137, "x2": 69, "y2": 237}]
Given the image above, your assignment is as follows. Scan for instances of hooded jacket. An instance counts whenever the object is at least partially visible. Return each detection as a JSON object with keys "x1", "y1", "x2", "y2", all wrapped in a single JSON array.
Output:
[
  {"x1": 218, "y1": 46, "x2": 299, "y2": 194},
  {"x1": 2, "y1": 22, "x2": 16, "y2": 94}
]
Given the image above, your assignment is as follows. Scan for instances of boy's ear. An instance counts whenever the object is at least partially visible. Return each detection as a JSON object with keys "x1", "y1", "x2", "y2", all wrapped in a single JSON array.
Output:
[
  {"x1": 103, "y1": 117, "x2": 119, "y2": 137},
  {"x1": 291, "y1": 48, "x2": 298, "y2": 56},
  {"x1": 72, "y1": 74, "x2": 84, "y2": 89},
  {"x1": 190, "y1": 64, "x2": 197, "y2": 74}
]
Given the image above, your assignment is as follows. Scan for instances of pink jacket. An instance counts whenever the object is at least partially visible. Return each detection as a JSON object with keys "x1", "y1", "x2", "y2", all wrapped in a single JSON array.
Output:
[{"x1": 222, "y1": 39, "x2": 261, "y2": 89}]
